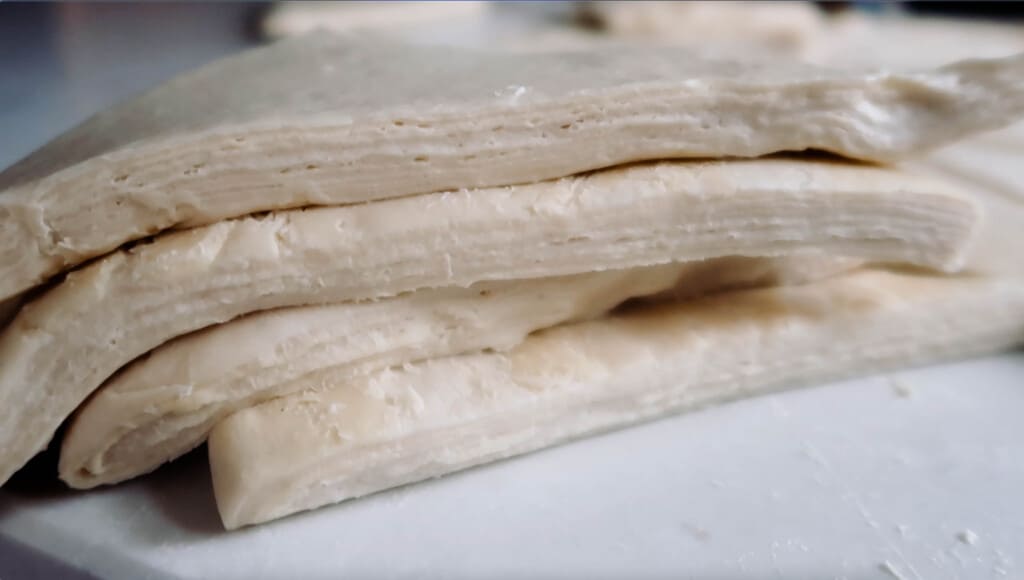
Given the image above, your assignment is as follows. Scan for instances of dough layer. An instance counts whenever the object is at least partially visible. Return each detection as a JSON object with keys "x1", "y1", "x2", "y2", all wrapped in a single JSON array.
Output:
[
  {"x1": 1, "y1": 33, "x2": 1020, "y2": 302},
  {"x1": 61, "y1": 255, "x2": 856, "y2": 488},
  {"x1": 209, "y1": 268, "x2": 1024, "y2": 529},
  {"x1": 0, "y1": 158, "x2": 978, "y2": 485}
]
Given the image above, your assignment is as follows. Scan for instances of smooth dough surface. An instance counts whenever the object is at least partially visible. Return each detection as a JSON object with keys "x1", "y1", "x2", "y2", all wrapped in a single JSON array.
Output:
[
  {"x1": 60, "y1": 255, "x2": 857, "y2": 488},
  {"x1": 0, "y1": 157, "x2": 974, "y2": 486},
  {"x1": 1, "y1": 32, "x2": 1020, "y2": 302},
  {"x1": 209, "y1": 267, "x2": 1024, "y2": 529}
]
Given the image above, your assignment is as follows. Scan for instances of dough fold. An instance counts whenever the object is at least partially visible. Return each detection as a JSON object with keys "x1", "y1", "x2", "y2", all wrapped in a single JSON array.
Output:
[
  {"x1": 60, "y1": 256, "x2": 857, "y2": 488},
  {"x1": 1, "y1": 157, "x2": 971, "y2": 486},
  {"x1": 206, "y1": 124, "x2": 1024, "y2": 529},
  {"x1": 209, "y1": 267, "x2": 1024, "y2": 529},
  {"x1": 2, "y1": 33, "x2": 1021, "y2": 534},
  {"x1": 1, "y1": 33, "x2": 1020, "y2": 302}
]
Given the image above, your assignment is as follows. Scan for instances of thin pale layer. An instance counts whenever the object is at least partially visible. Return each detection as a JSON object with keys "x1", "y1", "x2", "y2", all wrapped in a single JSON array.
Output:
[
  {"x1": 61, "y1": 255, "x2": 857, "y2": 488},
  {"x1": 1, "y1": 33, "x2": 1021, "y2": 301},
  {"x1": 208, "y1": 268, "x2": 1024, "y2": 529},
  {"x1": 0, "y1": 158, "x2": 979, "y2": 485}
]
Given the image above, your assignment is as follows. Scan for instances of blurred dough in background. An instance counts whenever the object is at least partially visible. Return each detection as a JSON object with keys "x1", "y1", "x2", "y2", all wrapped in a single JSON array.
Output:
[
  {"x1": 577, "y1": 1, "x2": 828, "y2": 60},
  {"x1": 256, "y1": 3, "x2": 1024, "y2": 264},
  {"x1": 821, "y1": 11, "x2": 1024, "y2": 68},
  {"x1": 263, "y1": 1, "x2": 487, "y2": 39},
  {"x1": 580, "y1": 1, "x2": 1024, "y2": 68},
  {"x1": 260, "y1": 1, "x2": 589, "y2": 51},
  {"x1": 259, "y1": 1, "x2": 1024, "y2": 69}
]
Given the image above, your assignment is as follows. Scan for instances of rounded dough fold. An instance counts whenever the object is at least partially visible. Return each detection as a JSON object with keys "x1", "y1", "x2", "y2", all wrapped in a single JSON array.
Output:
[
  {"x1": 60, "y1": 255, "x2": 858, "y2": 488},
  {"x1": 208, "y1": 268, "x2": 1024, "y2": 529},
  {"x1": 0, "y1": 158, "x2": 980, "y2": 485}
]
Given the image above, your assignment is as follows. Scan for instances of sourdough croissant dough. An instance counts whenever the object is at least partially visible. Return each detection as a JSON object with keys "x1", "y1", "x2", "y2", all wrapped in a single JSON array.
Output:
[
  {"x1": 59, "y1": 265, "x2": 688, "y2": 487},
  {"x1": 209, "y1": 268, "x2": 1024, "y2": 529},
  {"x1": 0, "y1": 157, "x2": 976, "y2": 485},
  {"x1": 60, "y1": 255, "x2": 858, "y2": 488},
  {"x1": 262, "y1": 1, "x2": 486, "y2": 39},
  {"x1": 1, "y1": 31, "x2": 1022, "y2": 533},
  {"x1": 0, "y1": 33, "x2": 1022, "y2": 302},
  {"x1": 578, "y1": 1, "x2": 827, "y2": 60},
  {"x1": 209, "y1": 127, "x2": 1024, "y2": 529}
]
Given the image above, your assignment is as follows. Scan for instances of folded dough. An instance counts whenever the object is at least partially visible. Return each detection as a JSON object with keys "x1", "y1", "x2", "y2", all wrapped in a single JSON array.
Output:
[
  {"x1": 909, "y1": 125, "x2": 1024, "y2": 276},
  {"x1": 1, "y1": 32, "x2": 1021, "y2": 302},
  {"x1": 208, "y1": 267, "x2": 1024, "y2": 529},
  {"x1": 577, "y1": 1, "x2": 827, "y2": 60},
  {"x1": 60, "y1": 255, "x2": 857, "y2": 488},
  {"x1": 0, "y1": 157, "x2": 978, "y2": 485},
  {"x1": 59, "y1": 265, "x2": 686, "y2": 488},
  {"x1": 262, "y1": 2, "x2": 487, "y2": 39},
  {"x1": 209, "y1": 125, "x2": 1024, "y2": 530},
  {"x1": 0, "y1": 157, "x2": 972, "y2": 486}
]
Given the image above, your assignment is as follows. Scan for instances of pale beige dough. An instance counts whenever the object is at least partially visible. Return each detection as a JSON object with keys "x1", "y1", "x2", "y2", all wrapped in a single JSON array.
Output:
[
  {"x1": 209, "y1": 267, "x2": 1024, "y2": 529},
  {"x1": 206, "y1": 125, "x2": 1024, "y2": 529},
  {"x1": 1, "y1": 32, "x2": 1021, "y2": 303},
  {"x1": 262, "y1": 2, "x2": 486, "y2": 39},
  {"x1": 580, "y1": 4, "x2": 1024, "y2": 68},
  {"x1": 908, "y1": 122, "x2": 1024, "y2": 277},
  {"x1": 60, "y1": 255, "x2": 857, "y2": 488},
  {"x1": 821, "y1": 13, "x2": 1024, "y2": 69},
  {"x1": 0, "y1": 157, "x2": 976, "y2": 486},
  {"x1": 59, "y1": 265, "x2": 686, "y2": 488},
  {"x1": 578, "y1": 1, "x2": 827, "y2": 60}
]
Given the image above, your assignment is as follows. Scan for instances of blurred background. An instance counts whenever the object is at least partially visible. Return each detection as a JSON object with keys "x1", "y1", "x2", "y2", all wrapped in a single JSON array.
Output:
[{"x1": 2, "y1": 1, "x2": 1024, "y2": 172}]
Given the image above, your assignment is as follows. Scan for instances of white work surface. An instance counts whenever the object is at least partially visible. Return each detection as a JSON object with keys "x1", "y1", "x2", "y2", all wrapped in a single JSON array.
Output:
[
  {"x1": 1, "y1": 4, "x2": 1023, "y2": 579},
  {"x1": 2, "y1": 356, "x2": 1023, "y2": 579}
]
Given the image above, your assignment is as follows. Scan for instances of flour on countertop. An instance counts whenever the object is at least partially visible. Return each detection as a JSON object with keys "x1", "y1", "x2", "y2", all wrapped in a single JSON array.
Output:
[
  {"x1": 888, "y1": 377, "x2": 914, "y2": 399},
  {"x1": 957, "y1": 529, "x2": 979, "y2": 546}
]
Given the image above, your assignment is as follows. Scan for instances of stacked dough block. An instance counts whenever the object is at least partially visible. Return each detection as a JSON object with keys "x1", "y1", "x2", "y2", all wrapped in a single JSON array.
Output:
[{"x1": 1, "y1": 34, "x2": 1023, "y2": 528}]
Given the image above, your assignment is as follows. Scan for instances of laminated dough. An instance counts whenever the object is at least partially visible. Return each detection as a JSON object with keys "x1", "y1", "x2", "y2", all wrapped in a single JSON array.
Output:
[
  {"x1": 822, "y1": 13, "x2": 1024, "y2": 70},
  {"x1": 208, "y1": 267, "x2": 1024, "y2": 529},
  {"x1": 60, "y1": 255, "x2": 858, "y2": 488},
  {"x1": 909, "y1": 125, "x2": 1024, "y2": 276},
  {"x1": 1, "y1": 32, "x2": 1021, "y2": 303},
  {"x1": 0, "y1": 157, "x2": 975, "y2": 486},
  {"x1": 577, "y1": 1, "x2": 827, "y2": 60},
  {"x1": 579, "y1": 3, "x2": 1024, "y2": 68},
  {"x1": 208, "y1": 125, "x2": 1024, "y2": 529},
  {"x1": 59, "y1": 265, "x2": 687, "y2": 488},
  {"x1": 262, "y1": 2, "x2": 486, "y2": 39}
]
